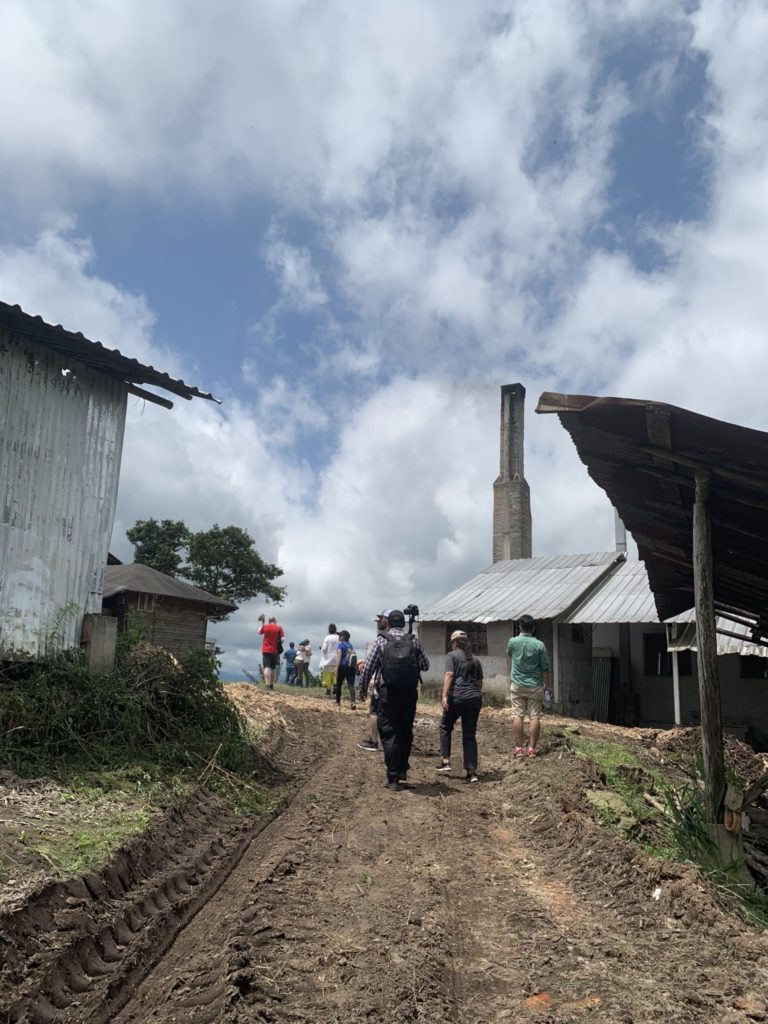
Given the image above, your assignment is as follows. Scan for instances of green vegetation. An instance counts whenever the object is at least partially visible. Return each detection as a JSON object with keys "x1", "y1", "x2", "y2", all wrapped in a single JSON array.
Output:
[
  {"x1": 565, "y1": 731, "x2": 768, "y2": 926},
  {"x1": 126, "y1": 517, "x2": 286, "y2": 605},
  {"x1": 565, "y1": 733, "x2": 666, "y2": 833},
  {"x1": 0, "y1": 642, "x2": 275, "y2": 816}
]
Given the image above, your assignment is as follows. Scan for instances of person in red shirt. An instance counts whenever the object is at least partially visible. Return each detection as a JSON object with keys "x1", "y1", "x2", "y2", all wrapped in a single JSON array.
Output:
[{"x1": 258, "y1": 614, "x2": 285, "y2": 691}]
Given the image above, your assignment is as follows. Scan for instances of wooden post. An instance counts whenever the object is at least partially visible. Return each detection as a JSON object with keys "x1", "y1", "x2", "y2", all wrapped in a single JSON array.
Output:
[
  {"x1": 552, "y1": 623, "x2": 560, "y2": 704},
  {"x1": 671, "y1": 649, "x2": 681, "y2": 727},
  {"x1": 692, "y1": 473, "x2": 725, "y2": 822}
]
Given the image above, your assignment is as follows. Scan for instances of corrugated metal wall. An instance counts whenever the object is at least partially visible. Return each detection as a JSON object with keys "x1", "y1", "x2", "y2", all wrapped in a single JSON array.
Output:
[{"x1": 0, "y1": 330, "x2": 128, "y2": 658}]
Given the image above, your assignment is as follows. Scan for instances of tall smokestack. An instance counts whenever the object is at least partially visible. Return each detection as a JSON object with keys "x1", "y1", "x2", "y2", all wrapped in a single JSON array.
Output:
[{"x1": 492, "y1": 383, "x2": 532, "y2": 562}]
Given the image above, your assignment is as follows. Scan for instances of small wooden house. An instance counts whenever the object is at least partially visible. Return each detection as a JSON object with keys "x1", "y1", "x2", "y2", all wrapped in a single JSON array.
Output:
[{"x1": 102, "y1": 564, "x2": 236, "y2": 659}]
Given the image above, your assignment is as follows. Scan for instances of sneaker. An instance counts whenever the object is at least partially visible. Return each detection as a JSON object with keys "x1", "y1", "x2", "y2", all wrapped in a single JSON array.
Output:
[
  {"x1": 466, "y1": 772, "x2": 479, "y2": 784},
  {"x1": 384, "y1": 780, "x2": 400, "y2": 792},
  {"x1": 358, "y1": 739, "x2": 378, "y2": 751},
  {"x1": 514, "y1": 747, "x2": 525, "y2": 758},
  {"x1": 435, "y1": 762, "x2": 451, "y2": 773},
  {"x1": 351, "y1": 704, "x2": 357, "y2": 710},
  {"x1": 527, "y1": 747, "x2": 538, "y2": 757}
]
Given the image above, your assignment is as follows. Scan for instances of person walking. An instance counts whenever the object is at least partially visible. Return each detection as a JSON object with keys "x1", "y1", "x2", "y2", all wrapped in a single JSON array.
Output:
[
  {"x1": 357, "y1": 665, "x2": 381, "y2": 752},
  {"x1": 320, "y1": 624, "x2": 339, "y2": 695},
  {"x1": 283, "y1": 641, "x2": 298, "y2": 685},
  {"x1": 258, "y1": 614, "x2": 285, "y2": 691},
  {"x1": 506, "y1": 614, "x2": 550, "y2": 757},
  {"x1": 334, "y1": 630, "x2": 357, "y2": 709},
  {"x1": 297, "y1": 640, "x2": 312, "y2": 686},
  {"x1": 359, "y1": 610, "x2": 429, "y2": 791},
  {"x1": 436, "y1": 630, "x2": 483, "y2": 783}
]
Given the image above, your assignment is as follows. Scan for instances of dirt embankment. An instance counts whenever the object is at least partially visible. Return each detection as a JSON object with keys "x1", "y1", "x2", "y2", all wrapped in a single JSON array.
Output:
[{"x1": 2, "y1": 691, "x2": 768, "y2": 1024}]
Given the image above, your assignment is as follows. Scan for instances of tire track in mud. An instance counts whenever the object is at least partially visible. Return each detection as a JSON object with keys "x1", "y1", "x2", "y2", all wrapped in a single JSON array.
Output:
[
  {"x1": 111, "y1": 708, "x2": 457, "y2": 1024},
  {"x1": 443, "y1": 713, "x2": 768, "y2": 1024},
  {"x1": 4, "y1": 698, "x2": 768, "y2": 1024}
]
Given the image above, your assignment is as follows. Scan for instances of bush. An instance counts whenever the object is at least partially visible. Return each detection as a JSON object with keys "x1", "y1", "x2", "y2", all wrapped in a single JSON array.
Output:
[{"x1": 0, "y1": 645, "x2": 257, "y2": 778}]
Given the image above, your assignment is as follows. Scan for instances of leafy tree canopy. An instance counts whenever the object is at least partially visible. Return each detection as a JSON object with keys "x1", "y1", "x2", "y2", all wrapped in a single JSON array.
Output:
[
  {"x1": 126, "y1": 519, "x2": 285, "y2": 607},
  {"x1": 185, "y1": 524, "x2": 286, "y2": 606},
  {"x1": 126, "y1": 518, "x2": 189, "y2": 576}
]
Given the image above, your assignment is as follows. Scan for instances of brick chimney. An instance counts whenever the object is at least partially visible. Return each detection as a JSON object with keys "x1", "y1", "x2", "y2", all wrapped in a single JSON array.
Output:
[{"x1": 492, "y1": 383, "x2": 532, "y2": 561}]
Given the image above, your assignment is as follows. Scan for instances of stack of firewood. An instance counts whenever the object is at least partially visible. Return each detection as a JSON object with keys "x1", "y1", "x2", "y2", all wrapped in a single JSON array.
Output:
[{"x1": 727, "y1": 772, "x2": 768, "y2": 885}]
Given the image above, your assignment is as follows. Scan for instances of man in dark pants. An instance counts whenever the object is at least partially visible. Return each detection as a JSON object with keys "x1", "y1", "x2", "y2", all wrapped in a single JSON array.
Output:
[{"x1": 359, "y1": 610, "x2": 429, "y2": 791}]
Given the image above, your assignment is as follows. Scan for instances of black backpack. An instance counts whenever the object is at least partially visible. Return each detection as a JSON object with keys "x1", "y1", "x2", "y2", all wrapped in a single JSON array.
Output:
[{"x1": 380, "y1": 631, "x2": 421, "y2": 689}]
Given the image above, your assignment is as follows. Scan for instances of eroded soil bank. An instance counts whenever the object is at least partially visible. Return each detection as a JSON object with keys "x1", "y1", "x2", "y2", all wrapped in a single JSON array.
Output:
[{"x1": 2, "y1": 691, "x2": 767, "y2": 1024}]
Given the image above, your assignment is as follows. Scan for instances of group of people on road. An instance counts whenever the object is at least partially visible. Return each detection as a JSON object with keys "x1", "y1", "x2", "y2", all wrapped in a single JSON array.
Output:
[
  {"x1": 358, "y1": 610, "x2": 549, "y2": 792},
  {"x1": 258, "y1": 607, "x2": 550, "y2": 789},
  {"x1": 257, "y1": 616, "x2": 312, "y2": 688}
]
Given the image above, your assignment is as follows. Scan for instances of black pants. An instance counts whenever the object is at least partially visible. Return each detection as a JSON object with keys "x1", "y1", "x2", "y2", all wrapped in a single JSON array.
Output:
[
  {"x1": 334, "y1": 665, "x2": 356, "y2": 704},
  {"x1": 378, "y1": 685, "x2": 418, "y2": 782},
  {"x1": 439, "y1": 696, "x2": 481, "y2": 770}
]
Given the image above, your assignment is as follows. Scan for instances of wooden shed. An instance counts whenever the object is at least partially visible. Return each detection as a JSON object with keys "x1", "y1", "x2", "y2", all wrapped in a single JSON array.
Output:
[{"x1": 102, "y1": 564, "x2": 236, "y2": 659}]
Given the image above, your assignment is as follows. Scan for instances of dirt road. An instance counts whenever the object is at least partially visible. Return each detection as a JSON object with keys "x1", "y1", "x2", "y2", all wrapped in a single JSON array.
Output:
[{"x1": 3, "y1": 691, "x2": 768, "y2": 1023}]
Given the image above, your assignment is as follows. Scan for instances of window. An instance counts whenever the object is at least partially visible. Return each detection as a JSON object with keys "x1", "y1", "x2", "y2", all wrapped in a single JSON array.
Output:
[
  {"x1": 571, "y1": 624, "x2": 585, "y2": 644},
  {"x1": 444, "y1": 623, "x2": 488, "y2": 655},
  {"x1": 136, "y1": 593, "x2": 155, "y2": 612},
  {"x1": 643, "y1": 633, "x2": 692, "y2": 676},
  {"x1": 740, "y1": 656, "x2": 768, "y2": 679}
]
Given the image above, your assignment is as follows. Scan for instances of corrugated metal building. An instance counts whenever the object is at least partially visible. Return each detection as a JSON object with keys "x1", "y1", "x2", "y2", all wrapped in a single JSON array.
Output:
[
  {"x1": 421, "y1": 554, "x2": 768, "y2": 732},
  {"x1": 0, "y1": 302, "x2": 216, "y2": 660},
  {"x1": 420, "y1": 552, "x2": 625, "y2": 715}
]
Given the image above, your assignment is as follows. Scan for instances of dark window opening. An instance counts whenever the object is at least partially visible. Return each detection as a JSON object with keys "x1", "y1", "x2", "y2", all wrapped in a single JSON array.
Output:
[
  {"x1": 444, "y1": 622, "x2": 488, "y2": 655},
  {"x1": 740, "y1": 655, "x2": 768, "y2": 679},
  {"x1": 571, "y1": 624, "x2": 585, "y2": 644},
  {"x1": 643, "y1": 633, "x2": 692, "y2": 676}
]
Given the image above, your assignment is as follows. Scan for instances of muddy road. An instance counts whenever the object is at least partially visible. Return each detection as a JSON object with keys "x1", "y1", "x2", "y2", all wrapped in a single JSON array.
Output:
[{"x1": 3, "y1": 691, "x2": 767, "y2": 1023}]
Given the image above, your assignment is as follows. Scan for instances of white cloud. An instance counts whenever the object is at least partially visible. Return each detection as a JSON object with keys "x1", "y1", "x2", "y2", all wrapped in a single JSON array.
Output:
[{"x1": 4, "y1": 0, "x2": 768, "y2": 676}]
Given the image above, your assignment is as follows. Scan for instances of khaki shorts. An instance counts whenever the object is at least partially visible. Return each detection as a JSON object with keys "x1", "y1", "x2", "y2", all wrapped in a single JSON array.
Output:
[{"x1": 509, "y1": 684, "x2": 544, "y2": 719}]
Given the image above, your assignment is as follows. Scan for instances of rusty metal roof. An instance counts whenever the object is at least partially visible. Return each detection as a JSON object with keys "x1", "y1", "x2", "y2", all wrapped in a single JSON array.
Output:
[
  {"x1": 421, "y1": 552, "x2": 624, "y2": 623},
  {"x1": 103, "y1": 564, "x2": 237, "y2": 613},
  {"x1": 536, "y1": 392, "x2": 768, "y2": 642},
  {"x1": 0, "y1": 301, "x2": 218, "y2": 402}
]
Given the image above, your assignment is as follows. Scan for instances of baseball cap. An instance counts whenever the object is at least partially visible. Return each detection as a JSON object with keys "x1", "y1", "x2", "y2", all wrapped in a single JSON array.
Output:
[
  {"x1": 374, "y1": 609, "x2": 392, "y2": 620},
  {"x1": 450, "y1": 630, "x2": 467, "y2": 642}
]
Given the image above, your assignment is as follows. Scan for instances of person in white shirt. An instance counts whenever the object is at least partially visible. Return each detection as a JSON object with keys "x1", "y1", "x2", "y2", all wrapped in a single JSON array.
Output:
[{"x1": 320, "y1": 624, "x2": 339, "y2": 694}]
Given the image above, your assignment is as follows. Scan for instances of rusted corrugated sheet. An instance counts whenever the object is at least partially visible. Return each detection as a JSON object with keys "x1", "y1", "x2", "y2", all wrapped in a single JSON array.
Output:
[
  {"x1": 0, "y1": 331, "x2": 127, "y2": 658},
  {"x1": 421, "y1": 552, "x2": 623, "y2": 623},
  {"x1": 0, "y1": 301, "x2": 218, "y2": 403},
  {"x1": 537, "y1": 392, "x2": 768, "y2": 641}
]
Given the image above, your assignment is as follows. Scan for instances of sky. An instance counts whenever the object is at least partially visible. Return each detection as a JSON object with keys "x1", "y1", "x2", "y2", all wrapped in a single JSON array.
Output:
[{"x1": 2, "y1": 0, "x2": 768, "y2": 676}]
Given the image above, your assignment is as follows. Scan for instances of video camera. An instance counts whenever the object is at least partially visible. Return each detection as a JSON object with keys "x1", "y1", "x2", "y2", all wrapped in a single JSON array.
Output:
[{"x1": 403, "y1": 603, "x2": 419, "y2": 634}]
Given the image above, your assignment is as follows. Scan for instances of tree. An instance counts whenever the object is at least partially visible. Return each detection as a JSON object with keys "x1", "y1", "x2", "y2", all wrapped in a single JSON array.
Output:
[
  {"x1": 183, "y1": 524, "x2": 286, "y2": 606},
  {"x1": 126, "y1": 518, "x2": 190, "y2": 576}
]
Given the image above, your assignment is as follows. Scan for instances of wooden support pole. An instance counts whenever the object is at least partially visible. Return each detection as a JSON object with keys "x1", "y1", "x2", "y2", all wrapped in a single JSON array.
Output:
[{"x1": 693, "y1": 473, "x2": 726, "y2": 822}]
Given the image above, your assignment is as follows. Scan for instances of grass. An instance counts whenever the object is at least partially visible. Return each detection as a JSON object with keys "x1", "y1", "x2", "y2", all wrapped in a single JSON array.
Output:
[
  {"x1": 565, "y1": 734, "x2": 666, "y2": 827},
  {"x1": 0, "y1": 643, "x2": 285, "y2": 887},
  {"x1": 565, "y1": 731, "x2": 768, "y2": 926}
]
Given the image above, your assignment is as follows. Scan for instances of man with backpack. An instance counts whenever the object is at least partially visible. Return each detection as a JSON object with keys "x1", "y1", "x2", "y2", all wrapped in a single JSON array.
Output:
[{"x1": 359, "y1": 610, "x2": 429, "y2": 791}]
